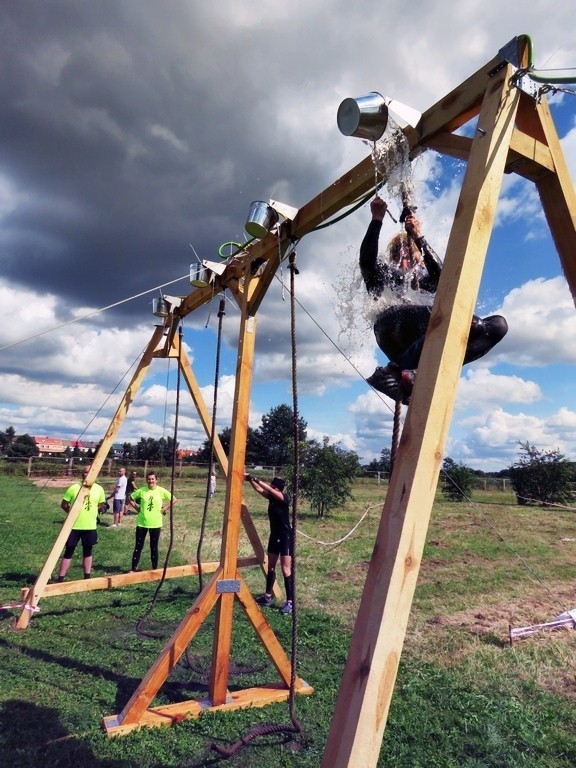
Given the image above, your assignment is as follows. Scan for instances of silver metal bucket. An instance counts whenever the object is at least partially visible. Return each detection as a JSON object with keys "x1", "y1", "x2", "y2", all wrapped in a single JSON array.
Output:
[
  {"x1": 152, "y1": 297, "x2": 170, "y2": 317},
  {"x1": 337, "y1": 91, "x2": 388, "y2": 141},
  {"x1": 245, "y1": 201, "x2": 279, "y2": 239},
  {"x1": 189, "y1": 263, "x2": 210, "y2": 288}
]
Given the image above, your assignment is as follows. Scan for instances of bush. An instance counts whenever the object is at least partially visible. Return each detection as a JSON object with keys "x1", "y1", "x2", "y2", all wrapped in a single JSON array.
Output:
[{"x1": 441, "y1": 457, "x2": 475, "y2": 501}]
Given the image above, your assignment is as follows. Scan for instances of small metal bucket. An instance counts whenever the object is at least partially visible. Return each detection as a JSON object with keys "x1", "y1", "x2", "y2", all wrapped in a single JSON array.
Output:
[
  {"x1": 152, "y1": 297, "x2": 170, "y2": 317},
  {"x1": 245, "y1": 201, "x2": 279, "y2": 239},
  {"x1": 189, "y1": 263, "x2": 210, "y2": 288},
  {"x1": 337, "y1": 91, "x2": 388, "y2": 141}
]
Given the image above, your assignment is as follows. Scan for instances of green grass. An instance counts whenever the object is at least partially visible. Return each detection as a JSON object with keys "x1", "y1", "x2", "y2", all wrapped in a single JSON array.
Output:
[{"x1": 2, "y1": 475, "x2": 576, "y2": 766}]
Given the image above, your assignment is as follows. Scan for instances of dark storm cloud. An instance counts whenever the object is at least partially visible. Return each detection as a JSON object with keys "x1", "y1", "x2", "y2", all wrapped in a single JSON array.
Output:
[{"x1": 0, "y1": 2, "x2": 345, "y2": 323}]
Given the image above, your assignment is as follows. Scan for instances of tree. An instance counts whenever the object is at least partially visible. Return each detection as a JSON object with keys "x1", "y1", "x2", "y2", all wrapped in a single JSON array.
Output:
[
  {"x1": 299, "y1": 437, "x2": 360, "y2": 517},
  {"x1": 195, "y1": 426, "x2": 262, "y2": 464},
  {"x1": 257, "y1": 404, "x2": 307, "y2": 468},
  {"x1": 441, "y1": 457, "x2": 475, "y2": 501},
  {"x1": 5, "y1": 433, "x2": 39, "y2": 458},
  {"x1": 362, "y1": 447, "x2": 392, "y2": 478},
  {"x1": 509, "y1": 441, "x2": 575, "y2": 507},
  {"x1": 0, "y1": 427, "x2": 16, "y2": 453}
]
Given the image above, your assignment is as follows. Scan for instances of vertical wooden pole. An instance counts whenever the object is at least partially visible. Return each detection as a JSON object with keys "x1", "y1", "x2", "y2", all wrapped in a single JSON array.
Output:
[
  {"x1": 532, "y1": 97, "x2": 576, "y2": 299},
  {"x1": 16, "y1": 324, "x2": 167, "y2": 629},
  {"x1": 209, "y1": 304, "x2": 257, "y2": 705},
  {"x1": 322, "y1": 64, "x2": 520, "y2": 768}
]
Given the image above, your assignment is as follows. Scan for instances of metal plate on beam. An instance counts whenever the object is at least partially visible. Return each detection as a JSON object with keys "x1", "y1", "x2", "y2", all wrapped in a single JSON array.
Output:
[{"x1": 216, "y1": 579, "x2": 240, "y2": 594}]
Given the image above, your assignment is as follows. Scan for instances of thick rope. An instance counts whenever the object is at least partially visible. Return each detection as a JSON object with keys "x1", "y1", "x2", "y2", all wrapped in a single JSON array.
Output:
[
  {"x1": 390, "y1": 394, "x2": 403, "y2": 475},
  {"x1": 196, "y1": 295, "x2": 226, "y2": 592}
]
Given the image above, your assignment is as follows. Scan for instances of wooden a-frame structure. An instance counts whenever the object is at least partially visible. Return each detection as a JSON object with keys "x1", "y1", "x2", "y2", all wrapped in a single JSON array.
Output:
[
  {"x1": 16, "y1": 35, "x2": 576, "y2": 755},
  {"x1": 16, "y1": 323, "x2": 282, "y2": 621}
]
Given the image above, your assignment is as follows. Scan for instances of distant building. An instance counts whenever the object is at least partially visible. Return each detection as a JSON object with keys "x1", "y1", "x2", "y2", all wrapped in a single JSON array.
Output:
[{"x1": 34, "y1": 436, "x2": 67, "y2": 456}]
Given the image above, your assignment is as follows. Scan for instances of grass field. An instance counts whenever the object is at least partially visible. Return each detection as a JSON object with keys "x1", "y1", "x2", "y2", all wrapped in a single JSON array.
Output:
[{"x1": 2, "y1": 474, "x2": 576, "y2": 767}]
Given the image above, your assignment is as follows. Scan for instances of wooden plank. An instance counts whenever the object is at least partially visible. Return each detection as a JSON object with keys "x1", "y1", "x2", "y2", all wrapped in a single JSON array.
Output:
[
  {"x1": 424, "y1": 129, "x2": 554, "y2": 182},
  {"x1": 103, "y1": 682, "x2": 313, "y2": 737},
  {"x1": 533, "y1": 96, "x2": 576, "y2": 302},
  {"x1": 19, "y1": 559, "x2": 259, "y2": 598},
  {"x1": 15, "y1": 329, "x2": 167, "y2": 630},
  {"x1": 237, "y1": 578, "x2": 297, "y2": 688},
  {"x1": 118, "y1": 570, "x2": 221, "y2": 725},
  {"x1": 175, "y1": 340, "x2": 230, "y2": 474},
  {"x1": 322, "y1": 63, "x2": 520, "y2": 768},
  {"x1": 210, "y1": 299, "x2": 257, "y2": 703},
  {"x1": 508, "y1": 128, "x2": 554, "y2": 176}
]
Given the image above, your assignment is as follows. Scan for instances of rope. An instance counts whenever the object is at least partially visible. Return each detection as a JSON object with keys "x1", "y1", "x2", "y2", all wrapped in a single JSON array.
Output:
[
  {"x1": 136, "y1": 325, "x2": 183, "y2": 637},
  {"x1": 298, "y1": 501, "x2": 380, "y2": 547},
  {"x1": 196, "y1": 295, "x2": 226, "y2": 592},
  {"x1": 390, "y1": 394, "x2": 403, "y2": 474},
  {"x1": 0, "y1": 273, "x2": 190, "y2": 353},
  {"x1": 71, "y1": 346, "x2": 148, "y2": 448}
]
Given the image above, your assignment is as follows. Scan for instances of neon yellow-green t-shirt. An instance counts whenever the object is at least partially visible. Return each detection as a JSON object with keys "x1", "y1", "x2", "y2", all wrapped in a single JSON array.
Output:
[
  {"x1": 62, "y1": 482, "x2": 105, "y2": 530},
  {"x1": 131, "y1": 485, "x2": 172, "y2": 528}
]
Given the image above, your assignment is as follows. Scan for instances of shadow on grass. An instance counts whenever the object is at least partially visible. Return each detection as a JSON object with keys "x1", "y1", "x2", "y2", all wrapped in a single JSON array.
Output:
[
  {"x1": 0, "y1": 700, "x2": 125, "y2": 768},
  {"x1": 0, "y1": 636, "x2": 142, "y2": 714}
]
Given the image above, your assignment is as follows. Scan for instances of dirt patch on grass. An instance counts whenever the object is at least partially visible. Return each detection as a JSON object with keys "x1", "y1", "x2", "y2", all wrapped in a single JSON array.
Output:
[
  {"x1": 428, "y1": 584, "x2": 576, "y2": 640},
  {"x1": 31, "y1": 478, "x2": 73, "y2": 488}
]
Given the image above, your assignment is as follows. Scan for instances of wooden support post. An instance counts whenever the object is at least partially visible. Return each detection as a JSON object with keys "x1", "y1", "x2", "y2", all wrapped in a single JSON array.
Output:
[
  {"x1": 322, "y1": 63, "x2": 521, "y2": 768},
  {"x1": 210, "y1": 297, "x2": 256, "y2": 705}
]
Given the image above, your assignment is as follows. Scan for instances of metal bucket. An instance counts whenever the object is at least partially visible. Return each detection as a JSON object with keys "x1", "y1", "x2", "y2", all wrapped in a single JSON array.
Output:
[
  {"x1": 337, "y1": 91, "x2": 388, "y2": 141},
  {"x1": 152, "y1": 297, "x2": 170, "y2": 318},
  {"x1": 245, "y1": 201, "x2": 279, "y2": 239},
  {"x1": 189, "y1": 263, "x2": 210, "y2": 288}
]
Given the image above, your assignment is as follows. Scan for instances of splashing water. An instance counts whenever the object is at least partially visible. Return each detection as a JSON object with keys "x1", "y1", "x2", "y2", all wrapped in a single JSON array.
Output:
[
  {"x1": 371, "y1": 120, "x2": 416, "y2": 209},
  {"x1": 334, "y1": 120, "x2": 429, "y2": 346}
]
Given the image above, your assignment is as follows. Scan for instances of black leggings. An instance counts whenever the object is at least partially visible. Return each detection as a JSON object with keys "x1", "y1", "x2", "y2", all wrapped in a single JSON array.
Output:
[
  {"x1": 132, "y1": 526, "x2": 161, "y2": 570},
  {"x1": 374, "y1": 307, "x2": 508, "y2": 370}
]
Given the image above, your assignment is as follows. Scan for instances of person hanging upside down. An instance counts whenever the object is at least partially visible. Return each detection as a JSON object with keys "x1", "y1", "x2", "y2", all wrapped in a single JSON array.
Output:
[{"x1": 360, "y1": 196, "x2": 508, "y2": 404}]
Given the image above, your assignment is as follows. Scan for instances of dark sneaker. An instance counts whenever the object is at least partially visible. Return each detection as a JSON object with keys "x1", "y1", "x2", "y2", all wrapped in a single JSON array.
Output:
[
  {"x1": 256, "y1": 594, "x2": 274, "y2": 607},
  {"x1": 367, "y1": 364, "x2": 415, "y2": 406},
  {"x1": 280, "y1": 601, "x2": 293, "y2": 615}
]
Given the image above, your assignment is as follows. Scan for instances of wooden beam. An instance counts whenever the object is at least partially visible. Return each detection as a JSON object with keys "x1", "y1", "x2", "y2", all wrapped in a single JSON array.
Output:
[
  {"x1": 424, "y1": 129, "x2": 554, "y2": 182},
  {"x1": 533, "y1": 96, "x2": 576, "y2": 302},
  {"x1": 103, "y1": 682, "x2": 313, "y2": 737},
  {"x1": 20, "y1": 559, "x2": 260, "y2": 598},
  {"x1": 210, "y1": 291, "x2": 257, "y2": 705},
  {"x1": 117, "y1": 569, "x2": 222, "y2": 726},
  {"x1": 322, "y1": 62, "x2": 520, "y2": 768}
]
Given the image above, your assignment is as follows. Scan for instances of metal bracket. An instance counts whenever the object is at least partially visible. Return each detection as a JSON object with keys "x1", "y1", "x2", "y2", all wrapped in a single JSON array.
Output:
[
  {"x1": 216, "y1": 579, "x2": 241, "y2": 594},
  {"x1": 497, "y1": 37, "x2": 539, "y2": 100}
]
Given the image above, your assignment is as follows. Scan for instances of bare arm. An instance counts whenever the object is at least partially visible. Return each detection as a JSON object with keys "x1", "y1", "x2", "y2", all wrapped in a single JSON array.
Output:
[{"x1": 244, "y1": 474, "x2": 284, "y2": 502}]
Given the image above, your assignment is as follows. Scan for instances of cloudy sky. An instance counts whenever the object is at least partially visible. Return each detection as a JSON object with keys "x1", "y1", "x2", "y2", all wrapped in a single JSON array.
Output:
[{"x1": 1, "y1": 1, "x2": 575, "y2": 471}]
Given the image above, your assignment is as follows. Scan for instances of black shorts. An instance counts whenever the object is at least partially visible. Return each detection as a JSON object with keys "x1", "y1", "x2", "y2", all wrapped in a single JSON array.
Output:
[
  {"x1": 67, "y1": 529, "x2": 98, "y2": 548},
  {"x1": 267, "y1": 529, "x2": 292, "y2": 557}
]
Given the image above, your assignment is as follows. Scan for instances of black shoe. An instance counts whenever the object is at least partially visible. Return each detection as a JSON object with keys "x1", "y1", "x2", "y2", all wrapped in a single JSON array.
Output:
[
  {"x1": 367, "y1": 364, "x2": 414, "y2": 406},
  {"x1": 256, "y1": 594, "x2": 274, "y2": 607}
]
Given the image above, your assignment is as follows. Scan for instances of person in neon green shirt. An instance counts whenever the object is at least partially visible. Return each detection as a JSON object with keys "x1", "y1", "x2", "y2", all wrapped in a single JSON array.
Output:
[
  {"x1": 127, "y1": 472, "x2": 176, "y2": 571},
  {"x1": 56, "y1": 465, "x2": 106, "y2": 582}
]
